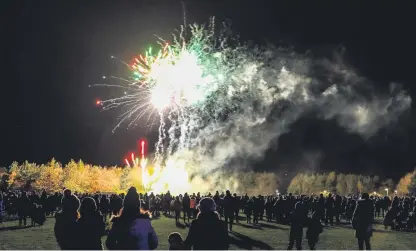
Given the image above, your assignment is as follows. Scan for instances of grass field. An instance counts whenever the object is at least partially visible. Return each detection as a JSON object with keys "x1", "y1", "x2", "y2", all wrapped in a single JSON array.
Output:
[{"x1": 0, "y1": 215, "x2": 415, "y2": 250}]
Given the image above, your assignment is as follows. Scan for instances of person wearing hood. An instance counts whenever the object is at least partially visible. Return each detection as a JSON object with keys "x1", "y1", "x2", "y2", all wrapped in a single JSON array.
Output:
[
  {"x1": 184, "y1": 197, "x2": 229, "y2": 250},
  {"x1": 75, "y1": 197, "x2": 105, "y2": 250},
  {"x1": 288, "y1": 201, "x2": 306, "y2": 250},
  {"x1": 106, "y1": 187, "x2": 158, "y2": 250},
  {"x1": 352, "y1": 193, "x2": 374, "y2": 250}
]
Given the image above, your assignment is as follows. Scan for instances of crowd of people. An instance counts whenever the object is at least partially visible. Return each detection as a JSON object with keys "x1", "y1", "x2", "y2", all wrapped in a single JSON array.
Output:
[{"x1": 0, "y1": 188, "x2": 415, "y2": 250}]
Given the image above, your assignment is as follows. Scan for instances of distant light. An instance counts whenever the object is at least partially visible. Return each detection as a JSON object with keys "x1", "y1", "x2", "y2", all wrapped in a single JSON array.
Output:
[
  {"x1": 96, "y1": 100, "x2": 102, "y2": 105},
  {"x1": 385, "y1": 188, "x2": 388, "y2": 191},
  {"x1": 102, "y1": 76, "x2": 107, "y2": 79},
  {"x1": 394, "y1": 190, "x2": 398, "y2": 193}
]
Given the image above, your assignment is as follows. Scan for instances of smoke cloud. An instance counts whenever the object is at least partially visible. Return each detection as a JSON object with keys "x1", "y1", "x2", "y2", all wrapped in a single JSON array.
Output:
[{"x1": 168, "y1": 47, "x2": 411, "y2": 193}]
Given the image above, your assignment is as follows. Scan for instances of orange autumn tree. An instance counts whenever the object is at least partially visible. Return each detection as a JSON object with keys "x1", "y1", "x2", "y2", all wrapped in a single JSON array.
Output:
[
  {"x1": 35, "y1": 159, "x2": 64, "y2": 192},
  {"x1": 396, "y1": 169, "x2": 416, "y2": 195}
]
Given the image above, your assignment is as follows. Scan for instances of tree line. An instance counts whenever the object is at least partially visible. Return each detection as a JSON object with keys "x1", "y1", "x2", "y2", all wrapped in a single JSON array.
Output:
[
  {"x1": 0, "y1": 159, "x2": 415, "y2": 196},
  {"x1": 0, "y1": 159, "x2": 280, "y2": 195},
  {"x1": 287, "y1": 170, "x2": 416, "y2": 196}
]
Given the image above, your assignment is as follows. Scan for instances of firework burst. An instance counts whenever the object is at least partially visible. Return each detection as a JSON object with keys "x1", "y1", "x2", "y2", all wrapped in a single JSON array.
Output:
[
  {"x1": 97, "y1": 17, "x2": 247, "y2": 162},
  {"x1": 95, "y1": 17, "x2": 411, "y2": 194}
]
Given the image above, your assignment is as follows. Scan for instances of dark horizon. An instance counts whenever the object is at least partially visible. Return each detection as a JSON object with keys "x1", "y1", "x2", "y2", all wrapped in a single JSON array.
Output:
[{"x1": 2, "y1": 1, "x2": 416, "y2": 180}]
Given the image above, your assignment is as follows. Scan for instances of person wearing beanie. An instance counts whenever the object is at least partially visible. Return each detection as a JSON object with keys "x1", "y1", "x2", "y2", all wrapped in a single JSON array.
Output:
[
  {"x1": 75, "y1": 197, "x2": 106, "y2": 250},
  {"x1": 183, "y1": 197, "x2": 229, "y2": 250},
  {"x1": 54, "y1": 194, "x2": 80, "y2": 250},
  {"x1": 106, "y1": 187, "x2": 158, "y2": 250}
]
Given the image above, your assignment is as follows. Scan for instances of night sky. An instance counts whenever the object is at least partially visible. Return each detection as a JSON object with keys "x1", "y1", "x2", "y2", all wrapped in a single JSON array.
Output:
[{"x1": 2, "y1": 1, "x2": 416, "y2": 180}]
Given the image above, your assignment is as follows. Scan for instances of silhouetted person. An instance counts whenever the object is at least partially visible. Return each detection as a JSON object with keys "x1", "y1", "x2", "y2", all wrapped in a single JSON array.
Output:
[
  {"x1": 184, "y1": 197, "x2": 229, "y2": 250},
  {"x1": 334, "y1": 195, "x2": 342, "y2": 225},
  {"x1": 383, "y1": 207, "x2": 394, "y2": 229},
  {"x1": 324, "y1": 194, "x2": 334, "y2": 226},
  {"x1": 110, "y1": 194, "x2": 123, "y2": 216},
  {"x1": 17, "y1": 191, "x2": 31, "y2": 226},
  {"x1": 253, "y1": 196, "x2": 261, "y2": 224},
  {"x1": 30, "y1": 203, "x2": 46, "y2": 226},
  {"x1": 164, "y1": 191, "x2": 172, "y2": 216},
  {"x1": 223, "y1": 190, "x2": 236, "y2": 231},
  {"x1": 190, "y1": 194, "x2": 197, "y2": 219},
  {"x1": 347, "y1": 198, "x2": 356, "y2": 222},
  {"x1": 245, "y1": 197, "x2": 254, "y2": 224},
  {"x1": 234, "y1": 193, "x2": 241, "y2": 223},
  {"x1": 306, "y1": 211, "x2": 323, "y2": 250},
  {"x1": 173, "y1": 196, "x2": 182, "y2": 223},
  {"x1": 352, "y1": 193, "x2": 373, "y2": 250},
  {"x1": 182, "y1": 193, "x2": 191, "y2": 223},
  {"x1": 288, "y1": 202, "x2": 305, "y2": 250},
  {"x1": 75, "y1": 197, "x2": 105, "y2": 250},
  {"x1": 265, "y1": 196, "x2": 274, "y2": 222},
  {"x1": 317, "y1": 194, "x2": 325, "y2": 221},
  {"x1": 54, "y1": 190, "x2": 80, "y2": 250}
]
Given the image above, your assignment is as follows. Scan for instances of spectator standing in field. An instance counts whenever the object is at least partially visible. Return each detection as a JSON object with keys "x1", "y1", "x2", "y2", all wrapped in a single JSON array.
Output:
[
  {"x1": 288, "y1": 202, "x2": 305, "y2": 250},
  {"x1": 352, "y1": 193, "x2": 374, "y2": 250},
  {"x1": 234, "y1": 193, "x2": 241, "y2": 223},
  {"x1": 17, "y1": 191, "x2": 32, "y2": 226},
  {"x1": 190, "y1": 194, "x2": 196, "y2": 219},
  {"x1": 317, "y1": 193, "x2": 325, "y2": 221},
  {"x1": 106, "y1": 187, "x2": 158, "y2": 250},
  {"x1": 306, "y1": 211, "x2": 323, "y2": 250},
  {"x1": 182, "y1": 193, "x2": 191, "y2": 224},
  {"x1": 184, "y1": 197, "x2": 229, "y2": 250},
  {"x1": 173, "y1": 196, "x2": 182, "y2": 224},
  {"x1": 265, "y1": 196, "x2": 274, "y2": 222},
  {"x1": 223, "y1": 190, "x2": 236, "y2": 231},
  {"x1": 335, "y1": 194, "x2": 343, "y2": 225},
  {"x1": 54, "y1": 189, "x2": 80, "y2": 250},
  {"x1": 245, "y1": 197, "x2": 254, "y2": 224},
  {"x1": 75, "y1": 197, "x2": 105, "y2": 250},
  {"x1": 325, "y1": 193, "x2": 334, "y2": 226}
]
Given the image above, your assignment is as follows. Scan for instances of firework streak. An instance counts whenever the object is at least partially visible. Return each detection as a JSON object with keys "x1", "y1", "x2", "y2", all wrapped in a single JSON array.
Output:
[{"x1": 96, "y1": 17, "x2": 411, "y2": 194}]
